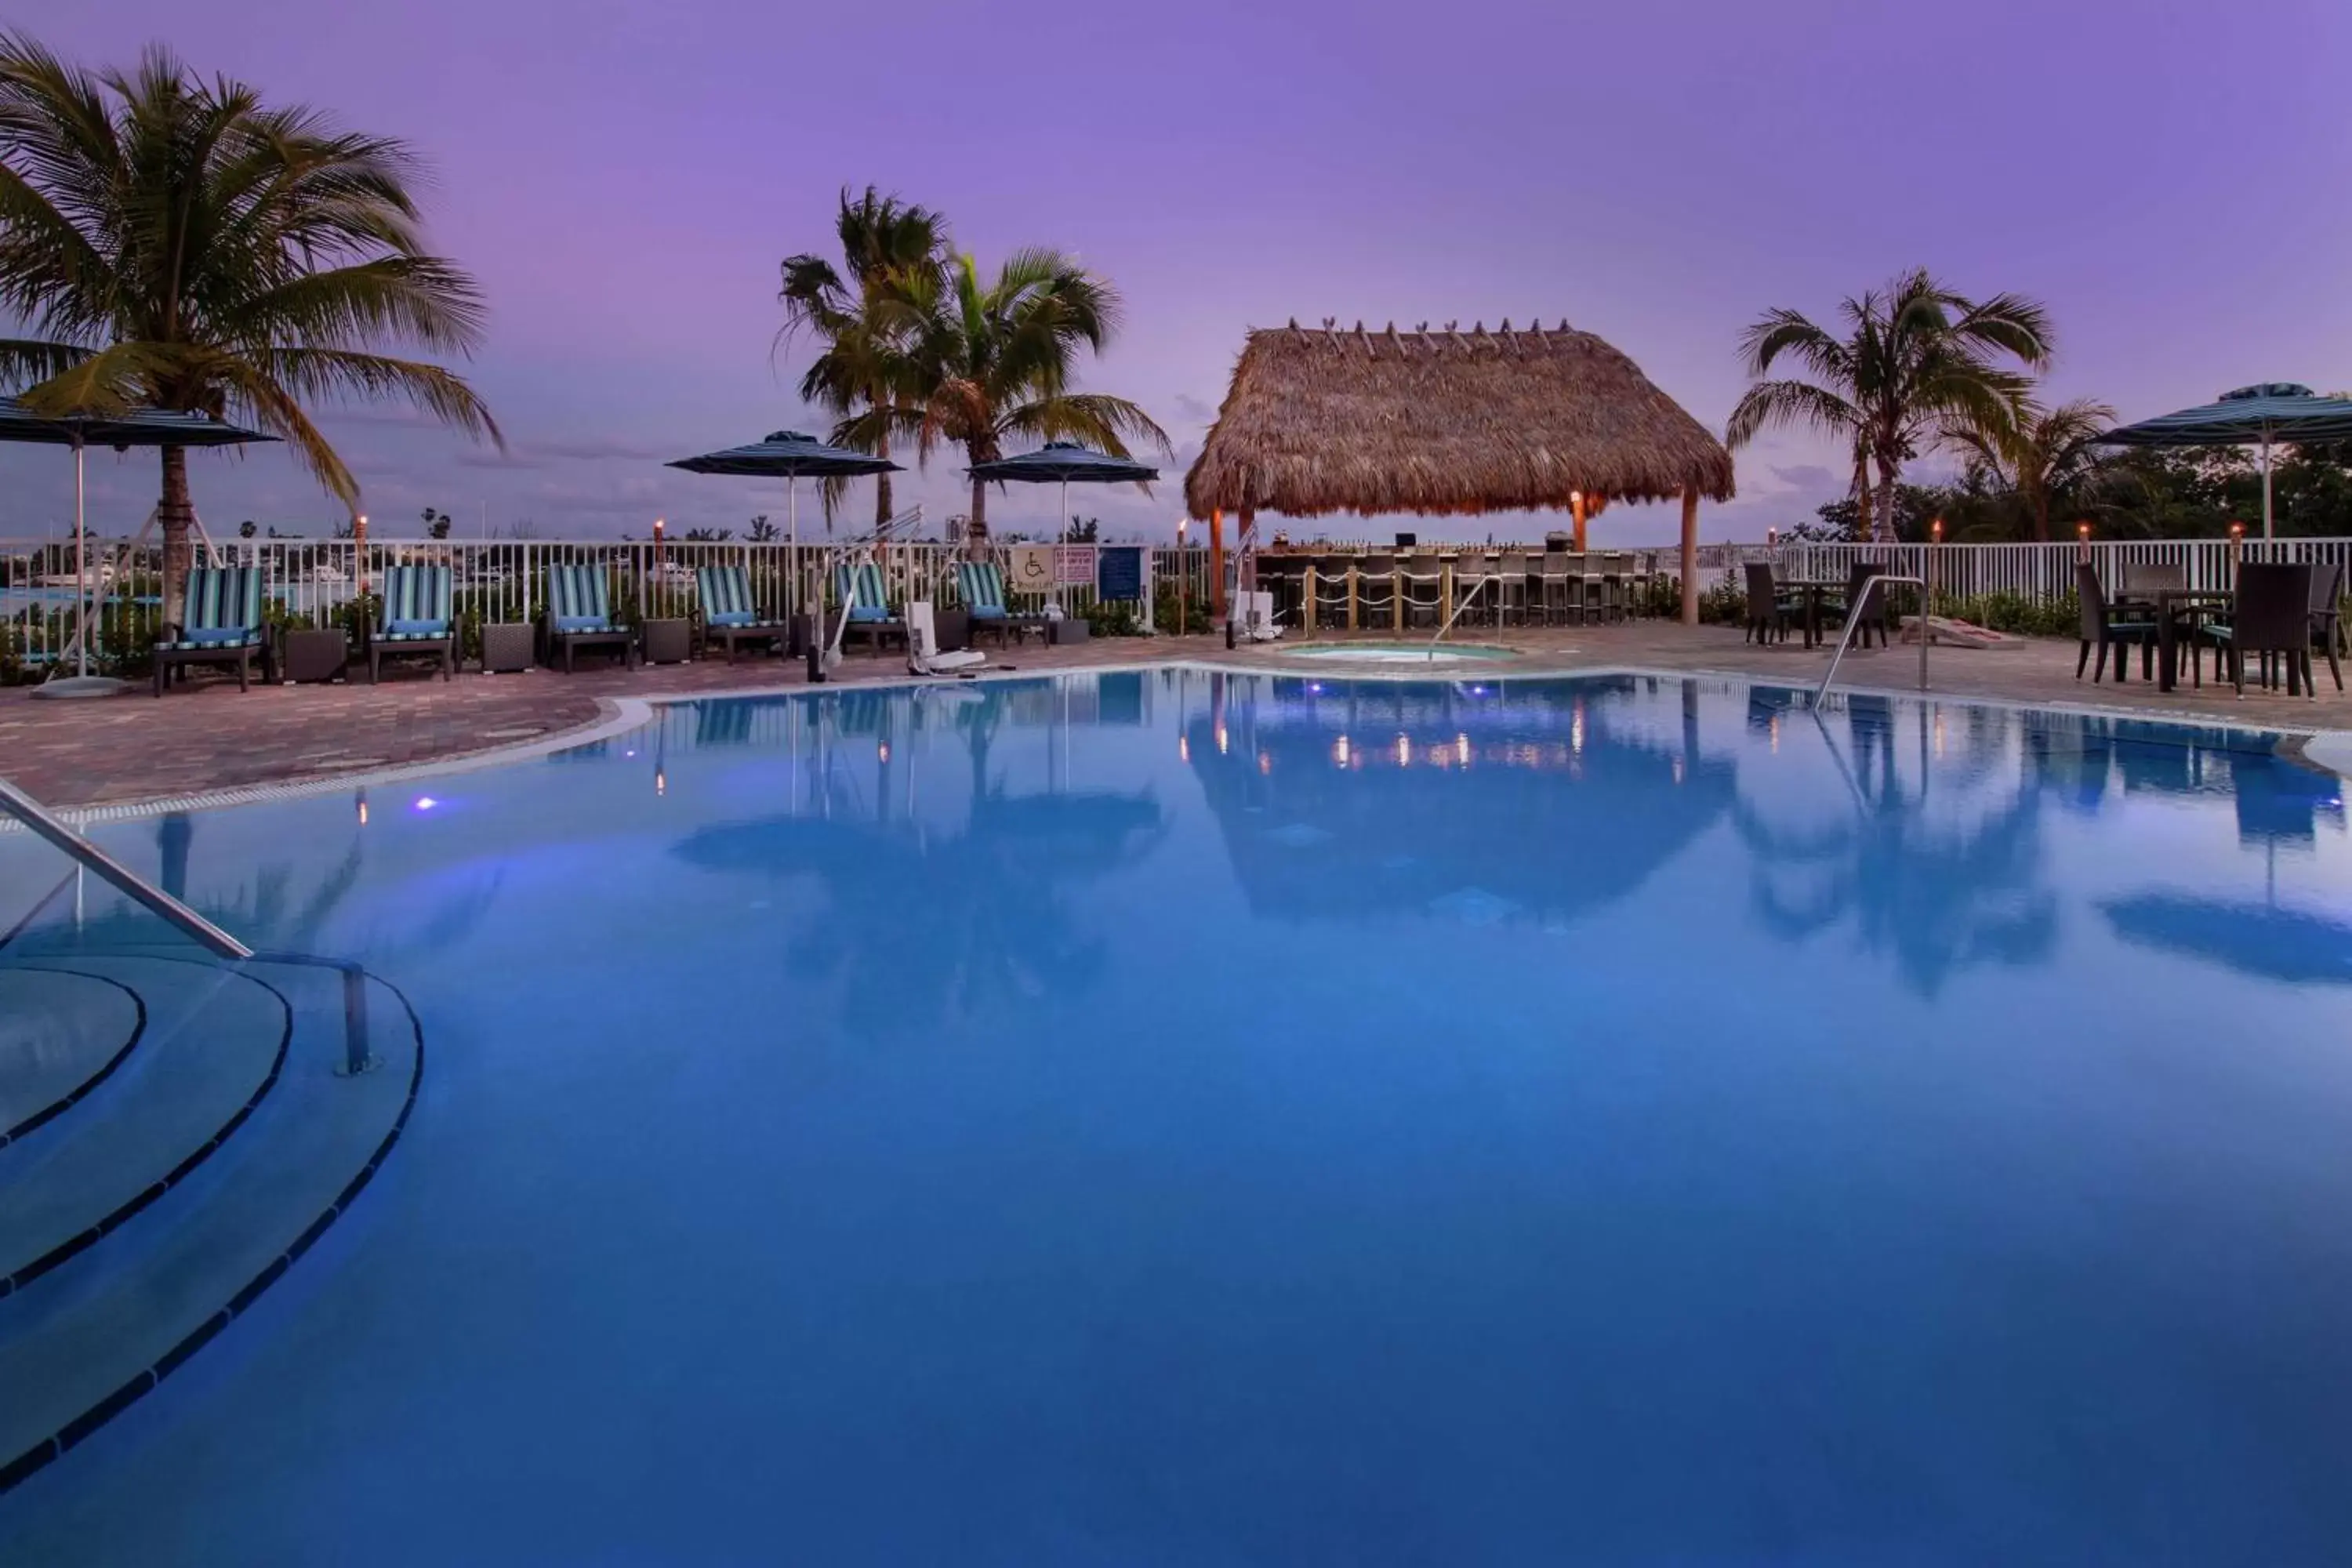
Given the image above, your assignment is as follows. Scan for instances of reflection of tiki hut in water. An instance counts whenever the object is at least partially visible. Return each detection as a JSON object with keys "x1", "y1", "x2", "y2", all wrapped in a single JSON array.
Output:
[{"x1": 1182, "y1": 684, "x2": 1737, "y2": 925}]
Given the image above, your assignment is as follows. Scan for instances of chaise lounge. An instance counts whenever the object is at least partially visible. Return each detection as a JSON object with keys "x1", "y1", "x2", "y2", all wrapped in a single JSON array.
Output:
[
  {"x1": 543, "y1": 562, "x2": 636, "y2": 673},
  {"x1": 694, "y1": 564, "x2": 791, "y2": 662},
  {"x1": 153, "y1": 565, "x2": 275, "y2": 696},
  {"x1": 831, "y1": 560, "x2": 904, "y2": 655},
  {"x1": 369, "y1": 564, "x2": 456, "y2": 682}
]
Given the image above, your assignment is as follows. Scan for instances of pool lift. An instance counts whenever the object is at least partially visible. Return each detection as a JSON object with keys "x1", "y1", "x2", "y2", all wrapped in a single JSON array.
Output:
[
  {"x1": 1222, "y1": 539, "x2": 1283, "y2": 647},
  {"x1": 804, "y1": 507, "x2": 921, "y2": 683}
]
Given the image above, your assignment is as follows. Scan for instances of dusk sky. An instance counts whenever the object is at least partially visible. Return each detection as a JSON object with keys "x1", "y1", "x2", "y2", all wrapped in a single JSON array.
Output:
[{"x1": 16, "y1": 2, "x2": 2352, "y2": 546}]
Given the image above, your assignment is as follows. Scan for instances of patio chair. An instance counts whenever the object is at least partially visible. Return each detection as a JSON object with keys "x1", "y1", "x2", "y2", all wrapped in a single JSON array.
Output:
[
  {"x1": 694, "y1": 564, "x2": 789, "y2": 662},
  {"x1": 1493, "y1": 551, "x2": 1530, "y2": 625},
  {"x1": 2074, "y1": 564, "x2": 2160, "y2": 683},
  {"x1": 2309, "y1": 560, "x2": 2347, "y2": 692},
  {"x1": 1356, "y1": 553, "x2": 1396, "y2": 626},
  {"x1": 949, "y1": 559, "x2": 1011, "y2": 648},
  {"x1": 1836, "y1": 561, "x2": 1889, "y2": 648},
  {"x1": 2205, "y1": 561, "x2": 2316, "y2": 698},
  {"x1": 906, "y1": 601, "x2": 986, "y2": 676},
  {"x1": 153, "y1": 565, "x2": 275, "y2": 695},
  {"x1": 1399, "y1": 553, "x2": 1445, "y2": 628},
  {"x1": 1743, "y1": 562, "x2": 1795, "y2": 645},
  {"x1": 542, "y1": 562, "x2": 636, "y2": 673},
  {"x1": 1537, "y1": 553, "x2": 1573, "y2": 625},
  {"x1": 1312, "y1": 554, "x2": 1353, "y2": 629},
  {"x1": 831, "y1": 560, "x2": 905, "y2": 655},
  {"x1": 368, "y1": 564, "x2": 456, "y2": 683}
]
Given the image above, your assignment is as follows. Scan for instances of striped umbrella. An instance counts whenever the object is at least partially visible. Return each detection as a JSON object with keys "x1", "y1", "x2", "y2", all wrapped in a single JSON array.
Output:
[
  {"x1": 0, "y1": 402, "x2": 278, "y2": 699},
  {"x1": 968, "y1": 442, "x2": 1159, "y2": 541},
  {"x1": 666, "y1": 430, "x2": 901, "y2": 549},
  {"x1": 2097, "y1": 383, "x2": 2352, "y2": 539}
]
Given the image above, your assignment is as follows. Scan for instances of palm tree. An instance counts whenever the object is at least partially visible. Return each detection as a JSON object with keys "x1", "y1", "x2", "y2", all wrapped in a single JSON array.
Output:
[
  {"x1": 778, "y1": 187, "x2": 948, "y2": 535},
  {"x1": 1726, "y1": 269, "x2": 2053, "y2": 543},
  {"x1": 1942, "y1": 396, "x2": 2116, "y2": 542},
  {"x1": 0, "y1": 36, "x2": 501, "y2": 619},
  {"x1": 910, "y1": 249, "x2": 1171, "y2": 557}
]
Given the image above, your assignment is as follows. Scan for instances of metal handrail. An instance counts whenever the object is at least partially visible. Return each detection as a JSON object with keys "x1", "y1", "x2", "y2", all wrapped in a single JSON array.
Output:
[
  {"x1": 1432, "y1": 573, "x2": 1499, "y2": 654},
  {"x1": 1813, "y1": 573, "x2": 1929, "y2": 707},
  {"x1": 0, "y1": 776, "x2": 253, "y2": 959}
]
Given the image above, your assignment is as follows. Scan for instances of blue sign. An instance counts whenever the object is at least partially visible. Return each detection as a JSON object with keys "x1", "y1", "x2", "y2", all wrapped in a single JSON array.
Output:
[{"x1": 1097, "y1": 546, "x2": 1145, "y2": 602}]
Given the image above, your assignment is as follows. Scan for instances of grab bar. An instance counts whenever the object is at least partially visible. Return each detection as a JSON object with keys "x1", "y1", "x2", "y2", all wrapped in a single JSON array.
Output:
[
  {"x1": 0, "y1": 776, "x2": 253, "y2": 960},
  {"x1": 1432, "y1": 573, "x2": 1499, "y2": 655},
  {"x1": 1813, "y1": 573, "x2": 1929, "y2": 706}
]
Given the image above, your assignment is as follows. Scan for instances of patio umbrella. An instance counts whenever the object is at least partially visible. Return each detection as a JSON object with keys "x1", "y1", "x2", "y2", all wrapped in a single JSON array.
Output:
[
  {"x1": 967, "y1": 441, "x2": 1158, "y2": 541},
  {"x1": 0, "y1": 401, "x2": 278, "y2": 700},
  {"x1": 2097, "y1": 383, "x2": 2352, "y2": 539},
  {"x1": 665, "y1": 430, "x2": 901, "y2": 550}
]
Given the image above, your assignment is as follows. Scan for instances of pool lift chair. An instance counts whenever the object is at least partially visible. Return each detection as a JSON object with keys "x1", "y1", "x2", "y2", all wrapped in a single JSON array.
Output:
[
  {"x1": 906, "y1": 601, "x2": 986, "y2": 677},
  {"x1": 805, "y1": 515, "x2": 920, "y2": 683}
]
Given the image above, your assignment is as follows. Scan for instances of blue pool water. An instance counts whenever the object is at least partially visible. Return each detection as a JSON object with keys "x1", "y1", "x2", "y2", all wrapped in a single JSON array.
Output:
[{"x1": 4, "y1": 670, "x2": 2352, "y2": 1563}]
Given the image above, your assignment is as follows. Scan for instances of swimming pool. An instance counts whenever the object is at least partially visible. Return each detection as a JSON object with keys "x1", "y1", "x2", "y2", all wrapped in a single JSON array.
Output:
[{"x1": 3, "y1": 670, "x2": 2350, "y2": 1563}]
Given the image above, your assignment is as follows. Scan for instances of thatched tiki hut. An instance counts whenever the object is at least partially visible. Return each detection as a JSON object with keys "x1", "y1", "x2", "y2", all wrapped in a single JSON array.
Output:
[{"x1": 1185, "y1": 319, "x2": 1735, "y2": 623}]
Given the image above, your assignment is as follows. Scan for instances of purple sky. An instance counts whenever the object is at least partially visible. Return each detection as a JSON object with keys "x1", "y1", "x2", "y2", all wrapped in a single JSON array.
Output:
[{"x1": 17, "y1": 1, "x2": 2352, "y2": 546}]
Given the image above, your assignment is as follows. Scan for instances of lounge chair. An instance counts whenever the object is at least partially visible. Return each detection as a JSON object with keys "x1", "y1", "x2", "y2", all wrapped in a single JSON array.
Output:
[
  {"x1": 153, "y1": 566, "x2": 274, "y2": 695},
  {"x1": 694, "y1": 564, "x2": 789, "y2": 662},
  {"x1": 542, "y1": 562, "x2": 636, "y2": 673},
  {"x1": 954, "y1": 559, "x2": 1021, "y2": 646},
  {"x1": 369, "y1": 564, "x2": 456, "y2": 682},
  {"x1": 906, "y1": 601, "x2": 986, "y2": 676},
  {"x1": 830, "y1": 560, "x2": 904, "y2": 655}
]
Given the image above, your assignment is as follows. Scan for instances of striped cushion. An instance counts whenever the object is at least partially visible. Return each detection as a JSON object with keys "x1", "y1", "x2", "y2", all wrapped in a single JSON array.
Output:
[
  {"x1": 832, "y1": 561, "x2": 893, "y2": 620},
  {"x1": 161, "y1": 632, "x2": 258, "y2": 651},
  {"x1": 547, "y1": 564, "x2": 613, "y2": 631},
  {"x1": 955, "y1": 561, "x2": 1007, "y2": 614},
  {"x1": 174, "y1": 567, "x2": 263, "y2": 637},
  {"x1": 696, "y1": 564, "x2": 764, "y2": 626},
  {"x1": 708, "y1": 610, "x2": 756, "y2": 627},
  {"x1": 377, "y1": 565, "x2": 452, "y2": 638}
]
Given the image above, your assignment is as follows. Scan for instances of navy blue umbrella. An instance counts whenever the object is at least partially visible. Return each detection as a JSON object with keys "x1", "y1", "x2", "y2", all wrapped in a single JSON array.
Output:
[
  {"x1": 0, "y1": 401, "x2": 278, "y2": 696},
  {"x1": 666, "y1": 430, "x2": 902, "y2": 547},
  {"x1": 2097, "y1": 383, "x2": 2352, "y2": 539},
  {"x1": 967, "y1": 441, "x2": 1158, "y2": 540},
  {"x1": 2103, "y1": 895, "x2": 2352, "y2": 986}
]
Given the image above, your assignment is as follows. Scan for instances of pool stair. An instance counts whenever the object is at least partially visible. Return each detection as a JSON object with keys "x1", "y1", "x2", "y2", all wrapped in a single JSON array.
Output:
[{"x1": 0, "y1": 942, "x2": 423, "y2": 1494}]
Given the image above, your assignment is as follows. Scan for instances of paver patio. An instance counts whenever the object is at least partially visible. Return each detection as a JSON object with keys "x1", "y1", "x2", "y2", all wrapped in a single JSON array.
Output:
[{"x1": 4, "y1": 623, "x2": 2346, "y2": 809}]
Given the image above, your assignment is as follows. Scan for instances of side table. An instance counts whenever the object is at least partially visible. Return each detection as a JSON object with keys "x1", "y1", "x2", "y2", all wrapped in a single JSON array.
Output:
[
  {"x1": 640, "y1": 618, "x2": 691, "y2": 666},
  {"x1": 480, "y1": 622, "x2": 535, "y2": 674},
  {"x1": 282, "y1": 628, "x2": 350, "y2": 684}
]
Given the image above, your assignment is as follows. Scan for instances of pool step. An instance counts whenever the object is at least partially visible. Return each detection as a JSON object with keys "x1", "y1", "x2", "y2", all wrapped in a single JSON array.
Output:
[
  {"x1": 0, "y1": 968, "x2": 145, "y2": 1145},
  {"x1": 0, "y1": 958, "x2": 290, "y2": 1297},
  {"x1": 0, "y1": 960, "x2": 421, "y2": 1492}
]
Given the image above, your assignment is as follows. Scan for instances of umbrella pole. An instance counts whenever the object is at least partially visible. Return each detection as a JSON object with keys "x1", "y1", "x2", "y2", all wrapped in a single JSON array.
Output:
[
  {"x1": 74, "y1": 438, "x2": 88, "y2": 680},
  {"x1": 2261, "y1": 433, "x2": 2274, "y2": 540}
]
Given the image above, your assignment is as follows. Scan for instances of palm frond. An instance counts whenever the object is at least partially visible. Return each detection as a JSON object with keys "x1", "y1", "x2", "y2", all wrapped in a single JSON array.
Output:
[{"x1": 1725, "y1": 379, "x2": 1860, "y2": 449}]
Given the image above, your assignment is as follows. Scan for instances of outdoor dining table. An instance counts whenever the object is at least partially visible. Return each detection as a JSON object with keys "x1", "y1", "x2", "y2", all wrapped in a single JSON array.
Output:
[
  {"x1": 2115, "y1": 587, "x2": 2234, "y2": 692},
  {"x1": 1777, "y1": 579, "x2": 1849, "y2": 649}
]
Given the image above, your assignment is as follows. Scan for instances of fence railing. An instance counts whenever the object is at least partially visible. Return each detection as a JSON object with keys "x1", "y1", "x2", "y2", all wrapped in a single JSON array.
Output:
[
  {"x1": 0, "y1": 539, "x2": 1222, "y2": 679},
  {"x1": 1734, "y1": 537, "x2": 2352, "y2": 603}
]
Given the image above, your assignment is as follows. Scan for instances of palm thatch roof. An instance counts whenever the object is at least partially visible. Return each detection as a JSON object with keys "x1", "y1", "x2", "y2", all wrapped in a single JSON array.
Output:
[{"x1": 1185, "y1": 318, "x2": 1735, "y2": 517}]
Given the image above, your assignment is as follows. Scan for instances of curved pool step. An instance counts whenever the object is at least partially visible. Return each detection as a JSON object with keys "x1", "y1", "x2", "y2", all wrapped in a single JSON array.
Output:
[
  {"x1": 0, "y1": 969, "x2": 145, "y2": 1146},
  {"x1": 0, "y1": 963, "x2": 422, "y2": 1493},
  {"x1": 0, "y1": 959, "x2": 291, "y2": 1298}
]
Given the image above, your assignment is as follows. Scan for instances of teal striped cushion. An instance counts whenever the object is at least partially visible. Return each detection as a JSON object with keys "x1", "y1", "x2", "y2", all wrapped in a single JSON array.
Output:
[
  {"x1": 832, "y1": 561, "x2": 891, "y2": 615},
  {"x1": 378, "y1": 565, "x2": 452, "y2": 637},
  {"x1": 697, "y1": 564, "x2": 756, "y2": 622},
  {"x1": 180, "y1": 567, "x2": 263, "y2": 634},
  {"x1": 955, "y1": 561, "x2": 1007, "y2": 613},
  {"x1": 548, "y1": 563, "x2": 610, "y2": 624}
]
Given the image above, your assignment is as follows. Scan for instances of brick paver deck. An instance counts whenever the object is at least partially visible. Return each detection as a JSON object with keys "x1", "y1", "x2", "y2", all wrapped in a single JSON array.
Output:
[{"x1": 4, "y1": 625, "x2": 2346, "y2": 809}]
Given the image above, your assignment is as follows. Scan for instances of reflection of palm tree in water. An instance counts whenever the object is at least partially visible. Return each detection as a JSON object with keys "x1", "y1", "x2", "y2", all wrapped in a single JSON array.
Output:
[
  {"x1": 678, "y1": 688, "x2": 1166, "y2": 1030},
  {"x1": 1734, "y1": 701, "x2": 2056, "y2": 996},
  {"x1": 20, "y1": 810, "x2": 497, "y2": 964}
]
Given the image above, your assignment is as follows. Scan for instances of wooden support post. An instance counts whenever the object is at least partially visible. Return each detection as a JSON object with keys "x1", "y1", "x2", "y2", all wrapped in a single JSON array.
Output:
[
  {"x1": 1679, "y1": 488, "x2": 1700, "y2": 626},
  {"x1": 1572, "y1": 493, "x2": 1588, "y2": 554},
  {"x1": 1303, "y1": 561, "x2": 1316, "y2": 633},
  {"x1": 1392, "y1": 564, "x2": 1403, "y2": 632},
  {"x1": 1209, "y1": 509, "x2": 1226, "y2": 620},
  {"x1": 1346, "y1": 564, "x2": 1358, "y2": 630}
]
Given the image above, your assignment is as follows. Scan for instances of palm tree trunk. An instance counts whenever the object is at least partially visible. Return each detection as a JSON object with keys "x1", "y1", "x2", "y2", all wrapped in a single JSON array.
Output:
[
  {"x1": 1874, "y1": 449, "x2": 1900, "y2": 546},
  {"x1": 873, "y1": 423, "x2": 894, "y2": 535},
  {"x1": 158, "y1": 445, "x2": 196, "y2": 625},
  {"x1": 966, "y1": 473, "x2": 989, "y2": 561}
]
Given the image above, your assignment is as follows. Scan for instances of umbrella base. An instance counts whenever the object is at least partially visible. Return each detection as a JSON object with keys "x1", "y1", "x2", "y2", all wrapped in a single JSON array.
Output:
[{"x1": 31, "y1": 674, "x2": 131, "y2": 701}]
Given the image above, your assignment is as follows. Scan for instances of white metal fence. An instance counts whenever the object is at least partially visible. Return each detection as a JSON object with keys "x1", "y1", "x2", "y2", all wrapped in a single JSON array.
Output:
[
  {"x1": 0, "y1": 538, "x2": 1222, "y2": 678},
  {"x1": 1736, "y1": 536, "x2": 2352, "y2": 603}
]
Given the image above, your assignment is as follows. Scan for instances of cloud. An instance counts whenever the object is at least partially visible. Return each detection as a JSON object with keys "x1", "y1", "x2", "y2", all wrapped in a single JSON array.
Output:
[
  {"x1": 454, "y1": 433, "x2": 689, "y2": 470},
  {"x1": 1769, "y1": 464, "x2": 1838, "y2": 494},
  {"x1": 1172, "y1": 392, "x2": 1218, "y2": 423}
]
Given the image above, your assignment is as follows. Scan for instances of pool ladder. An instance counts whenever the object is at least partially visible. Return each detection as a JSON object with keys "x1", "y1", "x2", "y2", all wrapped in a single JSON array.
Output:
[
  {"x1": 1431, "y1": 573, "x2": 1500, "y2": 657},
  {"x1": 1813, "y1": 573, "x2": 1930, "y2": 707},
  {"x1": 0, "y1": 775, "x2": 251, "y2": 958}
]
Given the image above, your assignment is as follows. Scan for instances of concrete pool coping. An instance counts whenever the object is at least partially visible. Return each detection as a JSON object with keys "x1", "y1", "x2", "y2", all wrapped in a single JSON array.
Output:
[{"x1": 13, "y1": 657, "x2": 2350, "y2": 828}]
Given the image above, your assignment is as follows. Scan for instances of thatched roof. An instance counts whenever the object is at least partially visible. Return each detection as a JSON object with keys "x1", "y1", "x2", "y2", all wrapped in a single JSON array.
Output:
[{"x1": 1184, "y1": 318, "x2": 1735, "y2": 517}]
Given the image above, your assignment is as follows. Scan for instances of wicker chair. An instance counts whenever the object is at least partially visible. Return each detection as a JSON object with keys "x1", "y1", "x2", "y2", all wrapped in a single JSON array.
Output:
[{"x1": 2076, "y1": 564, "x2": 2159, "y2": 683}]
